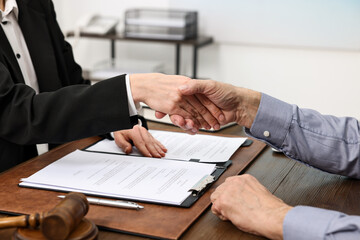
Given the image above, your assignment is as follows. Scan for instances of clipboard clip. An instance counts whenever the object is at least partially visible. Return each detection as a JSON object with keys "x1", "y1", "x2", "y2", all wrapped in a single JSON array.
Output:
[{"x1": 189, "y1": 175, "x2": 215, "y2": 196}]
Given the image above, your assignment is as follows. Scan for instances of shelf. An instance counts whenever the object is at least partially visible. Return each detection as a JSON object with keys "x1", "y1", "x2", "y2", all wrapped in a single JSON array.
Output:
[{"x1": 66, "y1": 31, "x2": 213, "y2": 78}]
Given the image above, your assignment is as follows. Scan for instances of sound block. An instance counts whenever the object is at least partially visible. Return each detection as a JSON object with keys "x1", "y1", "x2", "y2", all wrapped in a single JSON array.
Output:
[{"x1": 13, "y1": 218, "x2": 98, "y2": 240}]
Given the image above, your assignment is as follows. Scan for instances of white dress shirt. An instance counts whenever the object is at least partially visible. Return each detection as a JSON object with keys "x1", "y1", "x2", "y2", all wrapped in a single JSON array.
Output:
[{"x1": 0, "y1": 0, "x2": 39, "y2": 93}]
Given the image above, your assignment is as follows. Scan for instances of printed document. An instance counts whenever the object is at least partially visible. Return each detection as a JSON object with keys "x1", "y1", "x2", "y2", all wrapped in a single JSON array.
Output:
[
  {"x1": 86, "y1": 130, "x2": 247, "y2": 162},
  {"x1": 20, "y1": 150, "x2": 216, "y2": 205}
]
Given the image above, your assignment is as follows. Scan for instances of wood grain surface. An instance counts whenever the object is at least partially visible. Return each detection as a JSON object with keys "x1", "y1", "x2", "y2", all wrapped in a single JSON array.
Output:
[{"x1": 0, "y1": 123, "x2": 359, "y2": 240}]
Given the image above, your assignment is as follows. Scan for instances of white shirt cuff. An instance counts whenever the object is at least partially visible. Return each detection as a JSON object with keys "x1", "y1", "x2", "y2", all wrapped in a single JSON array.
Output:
[{"x1": 126, "y1": 74, "x2": 140, "y2": 116}]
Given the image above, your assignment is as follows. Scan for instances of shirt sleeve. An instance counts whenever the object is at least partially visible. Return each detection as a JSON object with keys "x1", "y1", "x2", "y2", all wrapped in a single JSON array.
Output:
[
  {"x1": 125, "y1": 74, "x2": 140, "y2": 117},
  {"x1": 245, "y1": 93, "x2": 360, "y2": 179},
  {"x1": 245, "y1": 94, "x2": 360, "y2": 239},
  {"x1": 283, "y1": 206, "x2": 360, "y2": 240},
  {"x1": 109, "y1": 75, "x2": 143, "y2": 139}
]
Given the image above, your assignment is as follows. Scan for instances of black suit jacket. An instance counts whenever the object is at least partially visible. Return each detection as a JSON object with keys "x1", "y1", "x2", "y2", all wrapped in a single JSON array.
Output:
[{"x1": 0, "y1": 0, "x2": 133, "y2": 172}]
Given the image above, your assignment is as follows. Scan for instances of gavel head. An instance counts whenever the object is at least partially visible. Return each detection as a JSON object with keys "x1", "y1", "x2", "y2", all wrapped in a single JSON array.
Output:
[{"x1": 41, "y1": 193, "x2": 89, "y2": 240}]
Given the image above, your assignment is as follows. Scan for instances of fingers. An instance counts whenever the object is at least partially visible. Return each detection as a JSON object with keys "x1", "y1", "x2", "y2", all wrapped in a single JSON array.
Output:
[
  {"x1": 132, "y1": 73, "x2": 204, "y2": 128},
  {"x1": 169, "y1": 114, "x2": 186, "y2": 129},
  {"x1": 178, "y1": 79, "x2": 211, "y2": 95},
  {"x1": 175, "y1": 106, "x2": 202, "y2": 130},
  {"x1": 134, "y1": 126, "x2": 166, "y2": 158},
  {"x1": 157, "y1": 98, "x2": 202, "y2": 130},
  {"x1": 114, "y1": 126, "x2": 167, "y2": 158},
  {"x1": 211, "y1": 203, "x2": 221, "y2": 217},
  {"x1": 195, "y1": 94, "x2": 226, "y2": 126},
  {"x1": 184, "y1": 95, "x2": 211, "y2": 130},
  {"x1": 184, "y1": 95, "x2": 220, "y2": 130},
  {"x1": 169, "y1": 115, "x2": 198, "y2": 134},
  {"x1": 184, "y1": 119, "x2": 198, "y2": 134},
  {"x1": 141, "y1": 126, "x2": 167, "y2": 156},
  {"x1": 134, "y1": 73, "x2": 221, "y2": 130},
  {"x1": 211, "y1": 192, "x2": 229, "y2": 221},
  {"x1": 114, "y1": 130, "x2": 133, "y2": 154},
  {"x1": 179, "y1": 80, "x2": 225, "y2": 127},
  {"x1": 154, "y1": 138, "x2": 167, "y2": 153},
  {"x1": 155, "y1": 111, "x2": 166, "y2": 119}
]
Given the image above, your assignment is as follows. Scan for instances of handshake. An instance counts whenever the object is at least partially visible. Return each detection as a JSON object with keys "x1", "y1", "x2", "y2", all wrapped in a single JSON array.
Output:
[{"x1": 129, "y1": 73, "x2": 261, "y2": 133}]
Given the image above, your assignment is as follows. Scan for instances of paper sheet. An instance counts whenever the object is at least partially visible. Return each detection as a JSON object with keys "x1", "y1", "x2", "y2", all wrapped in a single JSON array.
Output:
[
  {"x1": 86, "y1": 130, "x2": 246, "y2": 162},
  {"x1": 20, "y1": 150, "x2": 216, "y2": 205}
]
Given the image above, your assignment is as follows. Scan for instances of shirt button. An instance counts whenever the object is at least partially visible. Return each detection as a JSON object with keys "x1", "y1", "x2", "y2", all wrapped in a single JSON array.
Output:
[
  {"x1": 263, "y1": 131, "x2": 270, "y2": 137},
  {"x1": 16, "y1": 53, "x2": 21, "y2": 59}
]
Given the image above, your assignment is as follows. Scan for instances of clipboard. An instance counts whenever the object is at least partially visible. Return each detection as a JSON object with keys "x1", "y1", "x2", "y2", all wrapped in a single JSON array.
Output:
[
  {"x1": 19, "y1": 148, "x2": 232, "y2": 208},
  {"x1": 80, "y1": 138, "x2": 233, "y2": 207},
  {"x1": 181, "y1": 160, "x2": 231, "y2": 207}
]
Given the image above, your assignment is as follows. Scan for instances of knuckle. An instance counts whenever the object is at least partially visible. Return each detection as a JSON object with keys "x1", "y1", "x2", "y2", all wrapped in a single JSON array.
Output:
[
  {"x1": 225, "y1": 176, "x2": 234, "y2": 182},
  {"x1": 173, "y1": 94, "x2": 181, "y2": 103},
  {"x1": 216, "y1": 196, "x2": 226, "y2": 207},
  {"x1": 242, "y1": 174, "x2": 251, "y2": 179},
  {"x1": 227, "y1": 176, "x2": 243, "y2": 184},
  {"x1": 241, "y1": 174, "x2": 255, "y2": 182},
  {"x1": 209, "y1": 80, "x2": 217, "y2": 89},
  {"x1": 139, "y1": 126, "x2": 147, "y2": 134}
]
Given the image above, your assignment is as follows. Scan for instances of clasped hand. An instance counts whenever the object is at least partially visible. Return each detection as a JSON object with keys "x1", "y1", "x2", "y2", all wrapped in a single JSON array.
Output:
[
  {"x1": 130, "y1": 73, "x2": 226, "y2": 132},
  {"x1": 153, "y1": 78, "x2": 261, "y2": 132}
]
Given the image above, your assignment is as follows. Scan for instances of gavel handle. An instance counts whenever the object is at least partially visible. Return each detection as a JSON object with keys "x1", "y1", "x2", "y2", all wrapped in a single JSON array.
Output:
[{"x1": 0, "y1": 213, "x2": 44, "y2": 229}]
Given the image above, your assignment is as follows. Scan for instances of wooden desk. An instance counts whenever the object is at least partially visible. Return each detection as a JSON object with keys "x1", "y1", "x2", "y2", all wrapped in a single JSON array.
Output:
[{"x1": 0, "y1": 122, "x2": 359, "y2": 239}]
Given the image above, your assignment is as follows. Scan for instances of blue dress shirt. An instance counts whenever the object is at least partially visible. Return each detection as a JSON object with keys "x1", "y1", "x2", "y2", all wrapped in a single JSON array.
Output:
[{"x1": 246, "y1": 93, "x2": 360, "y2": 239}]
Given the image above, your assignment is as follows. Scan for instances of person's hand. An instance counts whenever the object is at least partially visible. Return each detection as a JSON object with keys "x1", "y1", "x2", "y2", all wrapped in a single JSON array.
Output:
[
  {"x1": 153, "y1": 112, "x2": 211, "y2": 135},
  {"x1": 177, "y1": 80, "x2": 261, "y2": 129},
  {"x1": 210, "y1": 175, "x2": 292, "y2": 240},
  {"x1": 113, "y1": 125, "x2": 167, "y2": 158},
  {"x1": 129, "y1": 73, "x2": 223, "y2": 132}
]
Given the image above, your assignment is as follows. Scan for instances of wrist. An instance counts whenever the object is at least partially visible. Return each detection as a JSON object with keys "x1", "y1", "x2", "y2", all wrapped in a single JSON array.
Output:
[
  {"x1": 235, "y1": 88, "x2": 261, "y2": 128},
  {"x1": 129, "y1": 74, "x2": 143, "y2": 104},
  {"x1": 267, "y1": 205, "x2": 293, "y2": 240},
  {"x1": 130, "y1": 73, "x2": 165, "y2": 104}
]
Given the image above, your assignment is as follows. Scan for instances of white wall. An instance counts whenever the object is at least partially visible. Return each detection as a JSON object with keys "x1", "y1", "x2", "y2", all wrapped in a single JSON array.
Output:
[
  {"x1": 52, "y1": 0, "x2": 360, "y2": 119},
  {"x1": 170, "y1": 0, "x2": 360, "y2": 50}
]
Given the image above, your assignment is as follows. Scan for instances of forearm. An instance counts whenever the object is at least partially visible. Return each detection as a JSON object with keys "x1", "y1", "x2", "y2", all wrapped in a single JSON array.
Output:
[
  {"x1": 246, "y1": 94, "x2": 360, "y2": 179},
  {"x1": 0, "y1": 68, "x2": 132, "y2": 144}
]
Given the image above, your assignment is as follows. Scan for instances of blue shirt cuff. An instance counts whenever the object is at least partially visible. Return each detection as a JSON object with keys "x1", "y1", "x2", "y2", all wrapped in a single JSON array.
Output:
[
  {"x1": 283, "y1": 206, "x2": 342, "y2": 240},
  {"x1": 245, "y1": 93, "x2": 293, "y2": 150}
]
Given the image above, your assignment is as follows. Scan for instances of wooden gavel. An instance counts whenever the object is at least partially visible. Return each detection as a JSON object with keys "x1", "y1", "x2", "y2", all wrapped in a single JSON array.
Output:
[{"x1": 0, "y1": 193, "x2": 96, "y2": 240}]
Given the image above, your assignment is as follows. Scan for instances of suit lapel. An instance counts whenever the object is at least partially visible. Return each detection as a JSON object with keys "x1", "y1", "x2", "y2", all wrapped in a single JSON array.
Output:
[
  {"x1": 17, "y1": 0, "x2": 62, "y2": 92},
  {"x1": 0, "y1": 27, "x2": 25, "y2": 84}
]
